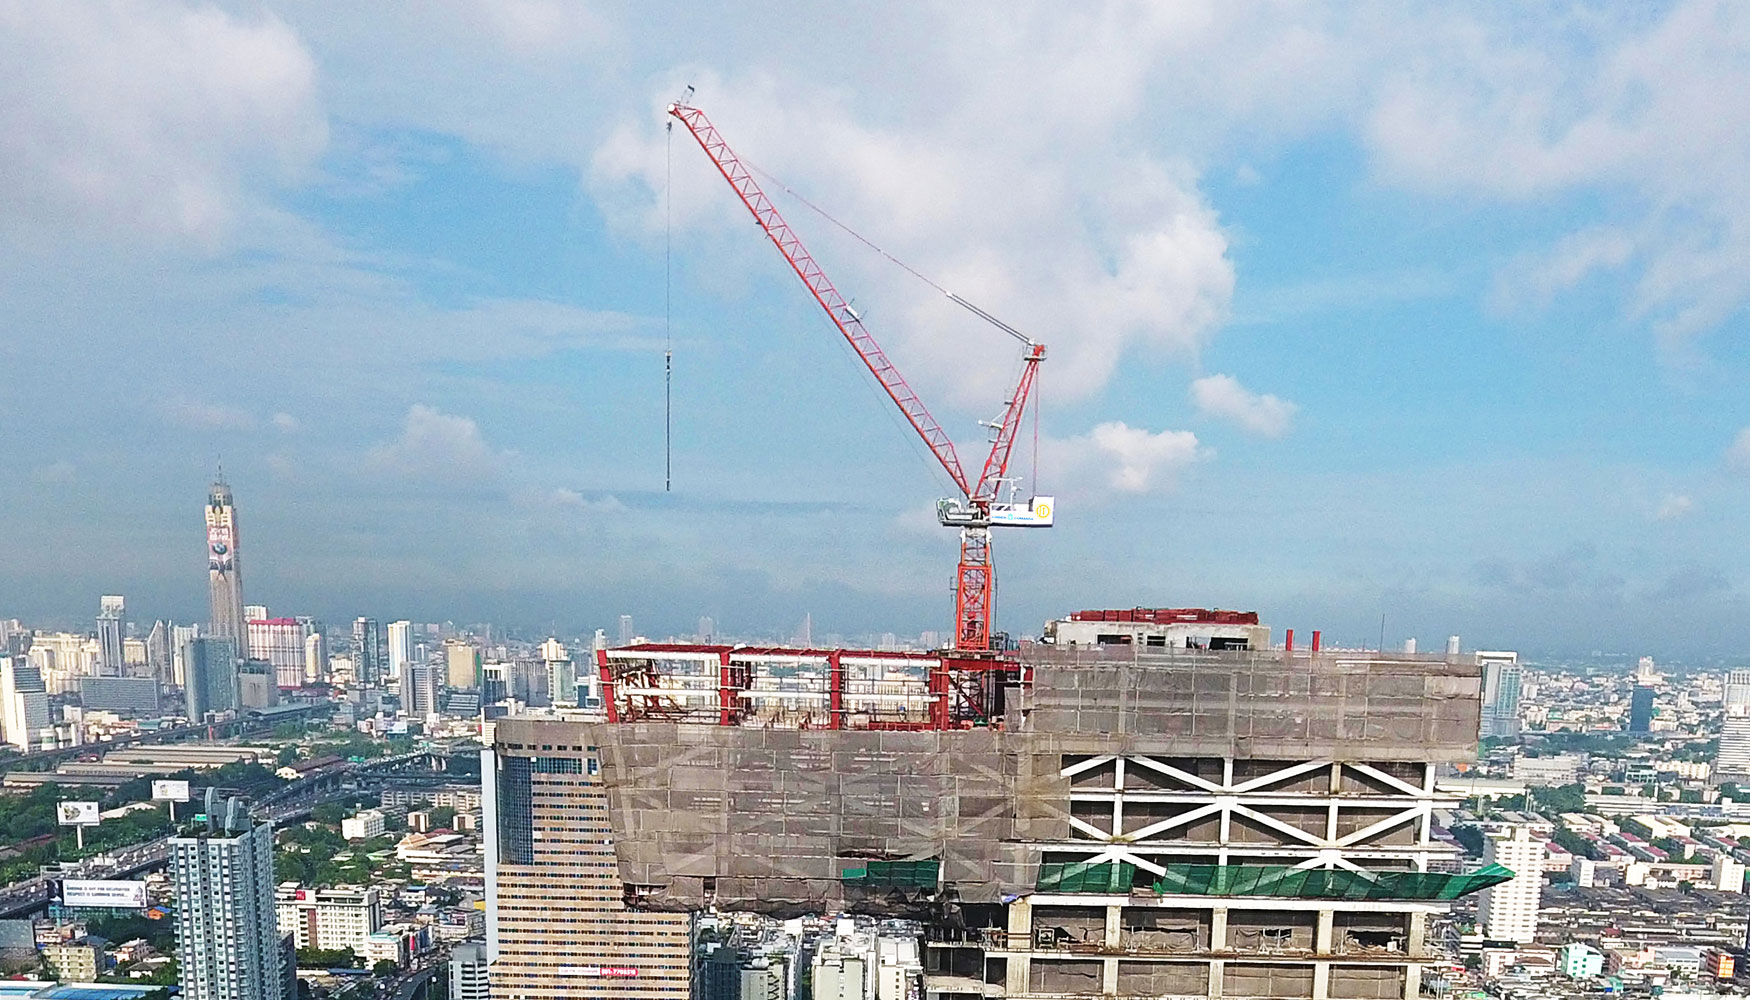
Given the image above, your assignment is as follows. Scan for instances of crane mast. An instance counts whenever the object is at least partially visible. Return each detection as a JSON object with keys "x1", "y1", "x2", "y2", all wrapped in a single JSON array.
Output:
[{"x1": 669, "y1": 102, "x2": 1050, "y2": 651}]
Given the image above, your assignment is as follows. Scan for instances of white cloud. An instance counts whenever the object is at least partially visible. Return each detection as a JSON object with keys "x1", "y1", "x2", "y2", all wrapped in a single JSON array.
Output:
[
  {"x1": 1728, "y1": 428, "x2": 1750, "y2": 472},
  {"x1": 1190, "y1": 374, "x2": 1297, "y2": 437},
  {"x1": 531, "y1": 488, "x2": 627, "y2": 515},
  {"x1": 272, "y1": 412, "x2": 299, "y2": 432},
  {"x1": 1363, "y1": 3, "x2": 1750, "y2": 348},
  {"x1": 0, "y1": 3, "x2": 325, "y2": 247},
  {"x1": 1050, "y1": 422, "x2": 1208, "y2": 495},
  {"x1": 1655, "y1": 493, "x2": 1695, "y2": 522},
  {"x1": 367, "y1": 404, "x2": 507, "y2": 482},
  {"x1": 162, "y1": 400, "x2": 255, "y2": 431}
]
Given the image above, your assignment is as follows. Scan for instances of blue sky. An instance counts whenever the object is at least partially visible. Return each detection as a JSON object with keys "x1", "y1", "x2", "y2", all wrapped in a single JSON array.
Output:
[{"x1": 4, "y1": 3, "x2": 1750, "y2": 657}]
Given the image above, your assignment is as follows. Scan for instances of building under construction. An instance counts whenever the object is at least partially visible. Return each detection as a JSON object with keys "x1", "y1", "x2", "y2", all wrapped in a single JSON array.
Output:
[{"x1": 483, "y1": 609, "x2": 1497, "y2": 1000}]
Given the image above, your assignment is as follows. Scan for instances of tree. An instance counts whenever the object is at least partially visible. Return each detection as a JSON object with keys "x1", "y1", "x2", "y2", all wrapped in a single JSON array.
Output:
[
  {"x1": 277, "y1": 746, "x2": 301, "y2": 766},
  {"x1": 372, "y1": 960, "x2": 399, "y2": 978},
  {"x1": 313, "y1": 802, "x2": 346, "y2": 826},
  {"x1": 1532, "y1": 783, "x2": 1587, "y2": 815},
  {"x1": 1452, "y1": 825, "x2": 1484, "y2": 857}
]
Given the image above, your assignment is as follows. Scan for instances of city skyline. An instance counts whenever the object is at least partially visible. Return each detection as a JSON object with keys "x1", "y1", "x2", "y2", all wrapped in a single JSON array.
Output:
[{"x1": 7, "y1": 6, "x2": 1750, "y2": 656}]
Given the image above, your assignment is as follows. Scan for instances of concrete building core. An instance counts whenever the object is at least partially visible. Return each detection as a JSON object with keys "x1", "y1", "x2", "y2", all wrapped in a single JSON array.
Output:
[{"x1": 486, "y1": 610, "x2": 1492, "y2": 1000}]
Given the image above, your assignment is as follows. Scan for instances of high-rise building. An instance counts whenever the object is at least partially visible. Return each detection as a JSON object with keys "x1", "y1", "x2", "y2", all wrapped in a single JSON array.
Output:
[
  {"x1": 485, "y1": 722, "x2": 693, "y2": 999},
  {"x1": 97, "y1": 596, "x2": 125, "y2": 677},
  {"x1": 172, "y1": 624, "x2": 201, "y2": 687},
  {"x1": 1713, "y1": 856, "x2": 1745, "y2": 893},
  {"x1": 304, "y1": 632, "x2": 328, "y2": 686},
  {"x1": 275, "y1": 885, "x2": 382, "y2": 954},
  {"x1": 184, "y1": 637, "x2": 240, "y2": 723},
  {"x1": 1637, "y1": 656, "x2": 1658, "y2": 683},
  {"x1": 618, "y1": 615, "x2": 635, "y2": 646},
  {"x1": 1727, "y1": 670, "x2": 1750, "y2": 714},
  {"x1": 387, "y1": 621, "x2": 413, "y2": 683},
  {"x1": 1478, "y1": 826, "x2": 1545, "y2": 944},
  {"x1": 172, "y1": 815, "x2": 283, "y2": 1000},
  {"x1": 403, "y1": 664, "x2": 442, "y2": 717},
  {"x1": 1629, "y1": 684, "x2": 1656, "y2": 733},
  {"x1": 352, "y1": 619, "x2": 382, "y2": 687},
  {"x1": 146, "y1": 620, "x2": 174, "y2": 685},
  {"x1": 248, "y1": 618, "x2": 311, "y2": 690},
  {"x1": 1719, "y1": 716, "x2": 1750, "y2": 784},
  {"x1": 239, "y1": 661, "x2": 280, "y2": 709},
  {"x1": 1, "y1": 658, "x2": 52, "y2": 751},
  {"x1": 448, "y1": 941, "x2": 488, "y2": 1000},
  {"x1": 1478, "y1": 651, "x2": 1522, "y2": 739},
  {"x1": 697, "y1": 617, "x2": 716, "y2": 642},
  {"x1": 445, "y1": 640, "x2": 481, "y2": 690},
  {"x1": 206, "y1": 481, "x2": 247, "y2": 646}
]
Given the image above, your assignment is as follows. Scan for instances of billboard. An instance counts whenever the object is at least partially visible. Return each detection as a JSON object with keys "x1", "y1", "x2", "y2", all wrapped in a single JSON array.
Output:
[
  {"x1": 151, "y1": 779, "x2": 191, "y2": 802},
  {"x1": 56, "y1": 802, "x2": 100, "y2": 827},
  {"x1": 989, "y1": 495, "x2": 1054, "y2": 528},
  {"x1": 62, "y1": 879, "x2": 148, "y2": 909},
  {"x1": 207, "y1": 524, "x2": 234, "y2": 572}
]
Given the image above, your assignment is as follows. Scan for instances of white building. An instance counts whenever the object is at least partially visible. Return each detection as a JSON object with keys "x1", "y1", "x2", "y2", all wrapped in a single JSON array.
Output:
[
  {"x1": 1571, "y1": 856, "x2": 1598, "y2": 888},
  {"x1": 1479, "y1": 651, "x2": 1522, "y2": 739},
  {"x1": 387, "y1": 621, "x2": 413, "y2": 683},
  {"x1": 275, "y1": 884, "x2": 383, "y2": 954},
  {"x1": 812, "y1": 944, "x2": 867, "y2": 1000},
  {"x1": 1717, "y1": 715, "x2": 1750, "y2": 783},
  {"x1": 1478, "y1": 825, "x2": 1545, "y2": 944},
  {"x1": 1, "y1": 658, "x2": 52, "y2": 752},
  {"x1": 172, "y1": 819, "x2": 284, "y2": 1000},
  {"x1": 1727, "y1": 669, "x2": 1750, "y2": 713},
  {"x1": 340, "y1": 810, "x2": 385, "y2": 841},
  {"x1": 448, "y1": 941, "x2": 488, "y2": 1000},
  {"x1": 1712, "y1": 856, "x2": 1745, "y2": 893}
]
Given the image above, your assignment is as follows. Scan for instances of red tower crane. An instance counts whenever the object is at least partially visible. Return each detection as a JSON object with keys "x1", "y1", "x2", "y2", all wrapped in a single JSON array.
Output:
[{"x1": 669, "y1": 102, "x2": 1052, "y2": 651}]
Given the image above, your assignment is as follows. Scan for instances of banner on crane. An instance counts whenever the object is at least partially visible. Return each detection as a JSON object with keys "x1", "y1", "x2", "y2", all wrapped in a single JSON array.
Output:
[{"x1": 990, "y1": 496, "x2": 1054, "y2": 528}]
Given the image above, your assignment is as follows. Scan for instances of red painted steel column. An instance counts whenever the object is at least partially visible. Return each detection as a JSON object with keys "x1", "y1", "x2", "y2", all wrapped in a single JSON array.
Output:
[
  {"x1": 719, "y1": 651, "x2": 733, "y2": 726},
  {"x1": 828, "y1": 650, "x2": 844, "y2": 730},
  {"x1": 597, "y1": 647, "x2": 618, "y2": 723}
]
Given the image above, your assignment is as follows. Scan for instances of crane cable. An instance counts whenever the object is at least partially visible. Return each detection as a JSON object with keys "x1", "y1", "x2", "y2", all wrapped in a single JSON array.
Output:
[
  {"x1": 743, "y1": 160, "x2": 1036, "y2": 348},
  {"x1": 664, "y1": 120, "x2": 674, "y2": 493}
]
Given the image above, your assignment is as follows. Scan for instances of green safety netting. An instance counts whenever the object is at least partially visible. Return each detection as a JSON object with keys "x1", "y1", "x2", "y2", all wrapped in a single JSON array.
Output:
[
  {"x1": 1149, "y1": 863, "x2": 1515, "y2": 900},
  {"x1": 1037, "y1": 861, "x2": 1514, "y2": 900},
  {"x1": 841, "y1": 859, "x2": 940, "y2": 888},
  {"x1": 1036, "y1": 860, "x2": 1139, "y2": 893}
]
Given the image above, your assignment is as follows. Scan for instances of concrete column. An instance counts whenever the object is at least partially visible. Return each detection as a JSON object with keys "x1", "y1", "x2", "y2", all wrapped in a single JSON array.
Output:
[
  {"x1": 1312, "y1": 961, "x2": 1330, "y2": 1000},
  {"x1": 1407, "y1": 911, "x2": 1427, "y2": 959},
  {"x1": 1105, "y1": 904, "x2": 1122, "y2": 949},
  {"x1": 1006, "y1": 897, "x2": 1032, "y2": 991},
  {"x1": 1103, "y1": 957, "x2": 1119, "y2": 996},
  {"x1": 1209, "y1": 959, "x2": 1225, "y2": 999},
  {"x1": 1315, "y1": 909, "x2": 1334, "y2": 955},
  {"x1": 1404, "y1": 962, "x2": 1423, "y2": 1000},
  {"x1": 1211, "y1": 907, "x2": 1228, "y2": 951}
]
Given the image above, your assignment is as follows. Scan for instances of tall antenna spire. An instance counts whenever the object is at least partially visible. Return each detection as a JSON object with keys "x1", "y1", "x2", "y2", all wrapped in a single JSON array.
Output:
[{"x1": 665, "y1": 117, "x2": 674, "y2": 493}]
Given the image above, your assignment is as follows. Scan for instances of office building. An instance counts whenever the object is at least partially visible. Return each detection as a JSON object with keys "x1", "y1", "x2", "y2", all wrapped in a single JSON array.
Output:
[
  {"x1": 1630, "y1": 683, "x2": 1656, "y2": 733},
  {"x1": 146, "y1": 620, "x2": 174, "y2": 684},
  {"x1": 184, "y1": 637, "x2": 239, "y2": 722},
  {"x1": 247, "y1": 618, "x2": 311, "y2": 690},
  {"x1": 304, "y1": 632, "x2": 328, "y2": 686},
  {"x1": 79, "y1": 676, "x2": 160, "y2": 715},
  {"x1": 275, "y1": 885, "x2": 382, "y2": 954},
  {"x1": 1, "y1": 658, "x2": 52, "y2": 751},
  {"x1": 97, "y1": 596, "x2": 126, "y2": 676},
  {"x1": 444, "y1": 641, "x2": 480, "y2": 690},
  {"x1": 1478, "y1": 826, "x2": 1545, "y2": 944},
  {"x1": 387, "y1": 621, "x2": 413, "y2": 684},
  {"x1": 1478, "y1": 650, "x2": 1522, "y2": 739},
  {"x1": 618, "y1": 615, "x2": 634, "y2": 646},
  {"x1": 404, "y1": 664, "x2": 442, "y2": 717},
  {"x1": 172, "y1": 816, "x2": 283, "y2": 1000},
  {"x1": 206, "y1": 480, "x2": 247, "y2": 645},
  {"x1": 1719, "y1": 715, "x2": 1750, "y2": 783},
  {"x1": 812, "y1": 945, "x2": 866, "y2": 1000},
  {"x1": 352, "y1": 619, "x2": 382, "y2": 687},
  {"x1": 239, "y1": 661, "x2": 279, "y2": 709},
  {"x1": 1714, "y1": 856, "x2": 1745, "y2": 893},
  {"x1": 172, "y1": 624, "x2": 201, "y2": 686},
  {"x1": 1727, "y1": 670, "x2": 1750, "y2": 713},
  {"x1": 484, "y1": 722, "x2": 693, "y2": 999},
  {"x1": 448, "y1": 941, "x2": 488, "y2": 1000},
  {"x1": 340, "y1": 810, "x2": 386, "y2": 841}
]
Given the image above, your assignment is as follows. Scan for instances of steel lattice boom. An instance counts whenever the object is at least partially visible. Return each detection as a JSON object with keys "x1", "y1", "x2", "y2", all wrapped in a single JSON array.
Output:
[{"x1": 669, "y1": 102, "x2": 1049, "y2": 650}]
